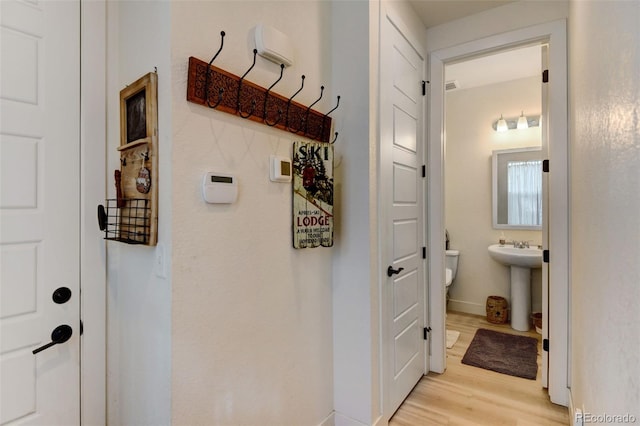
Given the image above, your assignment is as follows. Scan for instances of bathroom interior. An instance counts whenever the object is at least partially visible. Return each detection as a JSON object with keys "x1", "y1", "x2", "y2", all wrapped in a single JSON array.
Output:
[{"x1": 443, "y1": 44, "x2": 544, "y2": 330}]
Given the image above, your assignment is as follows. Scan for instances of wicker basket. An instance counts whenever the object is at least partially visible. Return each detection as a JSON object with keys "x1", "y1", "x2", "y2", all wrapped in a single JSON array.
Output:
[
  {"x1": 486, "y1": 295, "x2": 508, "y2": 324},
  {"x1": 532, "y1": 312, "x2": 542, "y2": 333}
]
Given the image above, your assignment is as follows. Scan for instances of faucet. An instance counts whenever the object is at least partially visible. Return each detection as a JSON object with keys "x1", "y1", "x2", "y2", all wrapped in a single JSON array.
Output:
[{"x1": 512, "y1": 240, "x2": 532, "y2": 248}]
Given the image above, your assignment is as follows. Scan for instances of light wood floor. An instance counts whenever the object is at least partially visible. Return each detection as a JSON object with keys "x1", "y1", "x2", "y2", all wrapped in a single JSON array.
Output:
[{"x1": 389, "y1": 311, "x2": 569, "y2": 426}]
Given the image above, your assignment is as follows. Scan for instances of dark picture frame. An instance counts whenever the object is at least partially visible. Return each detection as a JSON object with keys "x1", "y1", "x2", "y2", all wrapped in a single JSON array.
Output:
[{"x1": 120, "y1": 72, "x2": 157, "y2": 148}]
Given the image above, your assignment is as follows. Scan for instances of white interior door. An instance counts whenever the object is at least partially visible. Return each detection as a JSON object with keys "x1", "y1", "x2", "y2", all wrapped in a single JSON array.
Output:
[
  {"x1": 381, "y1": 9, "x2": 426, "y2": 416},
  {"x1": 1, "y1": 1, "x2": 81, "y2": 424}
]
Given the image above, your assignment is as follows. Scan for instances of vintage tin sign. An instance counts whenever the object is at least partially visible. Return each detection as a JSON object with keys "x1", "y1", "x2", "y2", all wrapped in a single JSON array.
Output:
[{"x1": 293, "y1": 141, "x2": 334, "y2": 248}]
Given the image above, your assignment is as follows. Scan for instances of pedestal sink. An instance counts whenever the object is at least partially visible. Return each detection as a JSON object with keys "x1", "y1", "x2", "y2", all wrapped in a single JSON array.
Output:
[{"x1": 488, "y1": 244, "x2": 542, "y2": 331}]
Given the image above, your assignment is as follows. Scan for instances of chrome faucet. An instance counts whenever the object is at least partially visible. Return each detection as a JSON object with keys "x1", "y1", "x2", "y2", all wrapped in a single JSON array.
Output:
[{"x1": 513, "y1": 240, "x2": 532, "y2": 248}]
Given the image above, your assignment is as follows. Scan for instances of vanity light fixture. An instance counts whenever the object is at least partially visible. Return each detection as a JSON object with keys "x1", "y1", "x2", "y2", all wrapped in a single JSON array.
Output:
[
  {"x1": 493, "y1": 113, "x2": 540, "y2": 132},
  {"x1": 517, "y1": 111, "x2": 529, "y2": 129}
]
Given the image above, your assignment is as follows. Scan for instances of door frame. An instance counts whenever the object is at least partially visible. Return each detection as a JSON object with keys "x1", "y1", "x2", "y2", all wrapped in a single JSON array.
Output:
[
  {"x1": 427, "y1": 20, "x2": 569, "y2": 406},
  {"x1": 80, "y1": 1, "x2": 107, "y2": 423}
]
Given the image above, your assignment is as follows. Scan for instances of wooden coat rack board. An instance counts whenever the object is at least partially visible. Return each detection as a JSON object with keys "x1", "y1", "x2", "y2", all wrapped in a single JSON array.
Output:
[{"x1": 186, "y1": 55, "x2": 335, "y2": 143}]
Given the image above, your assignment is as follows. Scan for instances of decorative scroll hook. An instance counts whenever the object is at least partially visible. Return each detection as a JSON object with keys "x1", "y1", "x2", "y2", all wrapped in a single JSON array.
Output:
[
  {"x1": 301, "y1": 85, "x2": 324, "y2": 135},
  {"x1": 285, "y1": 75, "x2": 305, "y2": 132},
  {"x1": 316, "y1": 95, "x2": 340, "y2": 141},
  {"x1": 263, "y1": 64, "x2": 285, "y2": 126},
  {"x1": 330, "y1": 132, "x2": 339, "y2": 145},
  {"x1": 237, "y1": 49, "x2": 258, "y2": 118},
  {"x1": 205, "y1": 31, "x2": 226, "y2": 108}
]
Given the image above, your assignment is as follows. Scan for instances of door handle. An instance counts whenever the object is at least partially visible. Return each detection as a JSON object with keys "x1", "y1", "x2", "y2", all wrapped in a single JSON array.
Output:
[
  {"x1": 32, "y1": 325, "x2": 73, "y2": 355},
  {"x1": 52, "y1": 287, "x2": 72, "y2": 304},
  {"x1": 387, "y1": 266, "x2": 404, "y2": 277}
]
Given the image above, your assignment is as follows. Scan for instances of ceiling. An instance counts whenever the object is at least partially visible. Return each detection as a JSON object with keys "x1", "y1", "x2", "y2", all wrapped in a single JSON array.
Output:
[
  {"x1": 408, "y1": 0, "x2": 516, "y2": 29},
  {"x1": 445, "y1": 45, "x2": 542, "y2": 90},
  {"x1": 406, "y1": 0, "x2": 539, "y2": 90}
]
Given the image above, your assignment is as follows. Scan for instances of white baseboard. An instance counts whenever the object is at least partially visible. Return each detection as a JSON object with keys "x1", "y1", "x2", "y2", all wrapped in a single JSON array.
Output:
[
  {"x1": 333, "y1": 412, "x2": 370, "y2": 426},
  {"x1": 447, "y1": 299, "x2": 486, "y2": 316},
  {"x1": 569, "y1": 390, "x2": 583, "y2": 426},
  {"x1": 318, "y1": 411, "x2": 335, "y2": 426}
]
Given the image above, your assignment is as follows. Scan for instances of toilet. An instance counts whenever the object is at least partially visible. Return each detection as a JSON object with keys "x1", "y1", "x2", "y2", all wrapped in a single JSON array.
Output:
[{"x1": 445, "y1": 249, "x2": 460, "y2": 301}]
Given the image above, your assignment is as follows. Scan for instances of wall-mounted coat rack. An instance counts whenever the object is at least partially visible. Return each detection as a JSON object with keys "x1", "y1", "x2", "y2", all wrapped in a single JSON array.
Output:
[{"x1": 186, "y1": 31, "x2": 340, "y2": 143}]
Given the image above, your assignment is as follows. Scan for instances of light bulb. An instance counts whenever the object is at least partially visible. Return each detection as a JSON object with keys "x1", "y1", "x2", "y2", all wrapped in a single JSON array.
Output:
[
  {"x1": 517, "y1": 111, "x2": 528, "y2": 130},
  {"x1": 497, "y1": 114, "x2": 508, "y2": 132}
]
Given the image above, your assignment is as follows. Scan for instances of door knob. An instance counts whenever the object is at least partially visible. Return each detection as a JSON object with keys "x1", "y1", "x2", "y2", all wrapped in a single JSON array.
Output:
[
  {"x1": 52, "y1": 287, "x2": 72, "y2": 304},
  {"x1": 387, "y1": 266, "x2": 404, "y2": 277},
  {"x1": 32, "y1": 325, "x2": 73, "y2": 355}
]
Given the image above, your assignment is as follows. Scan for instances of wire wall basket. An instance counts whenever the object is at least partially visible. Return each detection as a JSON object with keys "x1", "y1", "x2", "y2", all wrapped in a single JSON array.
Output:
[{"x1": 98, "y1": 198, "x2": 151, "y2": 245}]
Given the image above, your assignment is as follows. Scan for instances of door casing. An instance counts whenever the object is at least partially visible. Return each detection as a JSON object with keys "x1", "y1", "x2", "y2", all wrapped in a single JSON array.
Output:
[
  {"x1": 80, "y1": 1, "x2": 107, "y2": 423},
  {"x1": 427, "y1": 19, "x2": 569, "y2": 406}
]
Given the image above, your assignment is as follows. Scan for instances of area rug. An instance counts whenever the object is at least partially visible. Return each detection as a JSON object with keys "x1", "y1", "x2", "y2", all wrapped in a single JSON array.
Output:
[
  {"x1": 446, "y1": 329, "x2": 460, "y2": 349},
  {"x1": 461, "y1": 328, "x2": 538, "y2": 380}
]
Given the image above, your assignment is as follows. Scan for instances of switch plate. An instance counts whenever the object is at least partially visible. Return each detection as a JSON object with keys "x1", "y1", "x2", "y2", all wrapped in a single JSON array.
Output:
[
  {"x1": 270, "y1": 155, "x2": 292, "y2": 183},
  {"x1": 154, "y1": 243, "x2": 166, "y2": 278}
]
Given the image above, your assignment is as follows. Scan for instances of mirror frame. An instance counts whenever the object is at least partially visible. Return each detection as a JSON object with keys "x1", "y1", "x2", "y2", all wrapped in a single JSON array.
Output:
[{"x1": 492, "y1": 147, "x2": 543, "y2": 230}]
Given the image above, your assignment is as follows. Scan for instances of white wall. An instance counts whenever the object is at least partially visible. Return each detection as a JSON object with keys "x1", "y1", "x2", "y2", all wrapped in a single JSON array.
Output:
[
  {"x1": 106, "y1": 1, "x2": 172, "y2": 425},
  {"x1": 332, "y1": 1, "x2": 427, "y2": 423},
  {"x1": 445, "y1": 76, "x2": 543, "y2": 316},
  {"x1": 331, "y1": 0, "x2": 379, "y2": 424},
  {"x1": 569, "y1": 0, "x2": 640, "y2": 419},
  {"x1": 170, "y1": 2, "x2": 333, "y2": 425}
]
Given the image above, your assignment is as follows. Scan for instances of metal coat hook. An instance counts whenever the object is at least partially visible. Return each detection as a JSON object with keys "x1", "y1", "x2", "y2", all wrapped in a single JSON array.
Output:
[
  {"x1": 204, "y1": 31, "x2": 226, "y2": 109},
  {"x1": 301, "y1": 85, "x2": 324, "y2": 135},
  {"x1": 316, "y1": 95, "x2": 340, "y2": 141},
  {"x1": 285, "y1": 75, "x2": 305, "y2": 132},
  {"x1": 263, "y1": 64, "x2": 285, "y2": 126},
  {"x1": 330, "y1": 132, "x2": 338, "y2": 144},
  {"x1": 236, "y1": 49, "x2": 258, "y2": 118}
]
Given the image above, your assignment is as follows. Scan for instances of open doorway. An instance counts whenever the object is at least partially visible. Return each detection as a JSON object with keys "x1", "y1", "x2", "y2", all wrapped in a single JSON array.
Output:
[
  {"x1": 442, "y1": 42, "x2": 546, "y2": 376},
  {"x1": 427, "y1": 20, "x2": 569, "y2": 406}
]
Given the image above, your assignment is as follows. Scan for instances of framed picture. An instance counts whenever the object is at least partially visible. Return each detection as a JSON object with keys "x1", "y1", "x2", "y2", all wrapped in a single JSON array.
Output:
[{"x1": 120, "y1": 72, "x2": 158, "y2": 148}]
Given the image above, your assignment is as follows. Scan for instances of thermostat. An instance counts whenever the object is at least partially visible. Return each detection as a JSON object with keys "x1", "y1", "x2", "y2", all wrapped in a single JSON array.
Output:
[
  {"x1": 202, "y1": 172, "x2": 237, "y2": 203},
  {"x1": 270, "y1": 155, "x2": 292, "y2": 183}
]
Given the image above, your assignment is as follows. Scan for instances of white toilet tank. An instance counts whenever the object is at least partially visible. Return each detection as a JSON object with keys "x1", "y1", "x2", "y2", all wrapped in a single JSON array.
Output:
[{"x1": 445, "y1": 249, "x2": 460, "y2": 280}]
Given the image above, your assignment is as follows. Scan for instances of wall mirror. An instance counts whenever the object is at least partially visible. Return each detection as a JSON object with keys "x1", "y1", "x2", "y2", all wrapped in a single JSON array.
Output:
[{"x1": 492, "y1": 147, "x2": 543, "y2": 230}]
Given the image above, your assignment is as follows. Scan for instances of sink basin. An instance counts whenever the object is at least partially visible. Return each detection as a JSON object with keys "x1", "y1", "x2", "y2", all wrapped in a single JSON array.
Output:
[{"x1": 488, "y1": 244, "x2": 542, "y2": 268}]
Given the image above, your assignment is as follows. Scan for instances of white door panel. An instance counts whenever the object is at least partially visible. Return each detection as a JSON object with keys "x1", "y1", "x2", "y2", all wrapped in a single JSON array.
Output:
[
  {"x1": 381, "y1": 10, "x2": 426, "y2": 417},
  {"x1": 393, "y1": 270, "x2": 418, "y2": 318},
  {"x1": 393, "y1": 164, "x2": 417, "y2": 203},
  {"x1": 393, "y1": 107, "x2": 417, "y2": 153},
  {"x1": 0, "y1": 0, "x2": 81, "y2": 424}
]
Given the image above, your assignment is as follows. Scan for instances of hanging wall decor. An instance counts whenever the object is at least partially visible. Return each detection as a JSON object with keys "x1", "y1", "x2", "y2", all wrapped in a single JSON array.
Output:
[
  {"x1": 292, "y1": 141, "x2": 334, "y2": 248},
  {"x1": 98, "y1": 71, "x2": 159, "y2": 245}
]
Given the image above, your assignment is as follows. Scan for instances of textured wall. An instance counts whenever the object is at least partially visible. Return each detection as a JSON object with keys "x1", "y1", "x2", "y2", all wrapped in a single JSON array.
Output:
[
  {"x1": 106, "y1": 2, "x2": 172, "y2": 425},
  {"x1": 170, "y1": 2, "x2": 334, "y2": 425},
  {"x1": 445, "y1": 76, "x2": 543, "y2": 315},
  {"x1": 569, "y1": 0, "x2": 640, "y2": 418}
]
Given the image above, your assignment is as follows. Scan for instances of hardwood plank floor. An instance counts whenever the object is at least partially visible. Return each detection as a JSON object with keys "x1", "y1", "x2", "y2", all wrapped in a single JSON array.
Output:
[{"x1": 390, "y1": 311, "x2": 569, "y2": 426}]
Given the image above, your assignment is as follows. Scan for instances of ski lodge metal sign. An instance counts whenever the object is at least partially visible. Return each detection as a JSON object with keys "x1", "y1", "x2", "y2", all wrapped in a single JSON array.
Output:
[{"x1": 292, "y1": 141, "x2": 334, "y2": 248}]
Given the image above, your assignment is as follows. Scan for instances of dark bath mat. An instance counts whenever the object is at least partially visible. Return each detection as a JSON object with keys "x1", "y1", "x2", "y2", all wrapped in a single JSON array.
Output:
[{"x1": 461, "y1": 328, "x2": 538, "y2": 380}]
